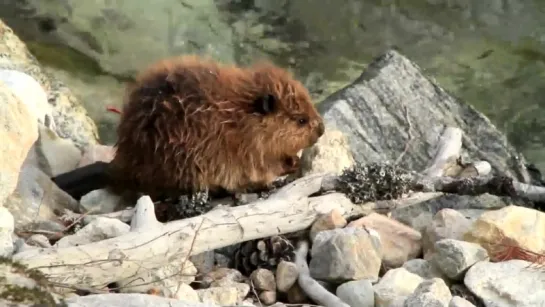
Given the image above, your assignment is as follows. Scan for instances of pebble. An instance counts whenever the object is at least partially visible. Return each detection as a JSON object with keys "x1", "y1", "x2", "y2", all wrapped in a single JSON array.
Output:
[
  {"x1": 275, "y1": 260, "x2": 299, "y2": 292},
  {"x1": 197, "y1": 286, "x2": 240, "y2": 306},
  {"x1": 373, "y1": 267, "x2": 424, "y2": 307},
  {"x1": 336, "y1": 278, "x2": 374, "y2": 307},
  {"x1": 250, "y1": 268, "x2": 276, "y2": 291},
  {"x1": 402, "y1": 258, "x2": 448, "y2": 281},
  {"x1": 404, "y1": 278, "x2": 452, "y2": 307}
]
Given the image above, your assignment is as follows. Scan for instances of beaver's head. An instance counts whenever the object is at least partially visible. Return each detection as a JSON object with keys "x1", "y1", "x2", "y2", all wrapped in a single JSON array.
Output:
[{"x1": 247, "y1": 62, "x2": 325, "y2": 161}]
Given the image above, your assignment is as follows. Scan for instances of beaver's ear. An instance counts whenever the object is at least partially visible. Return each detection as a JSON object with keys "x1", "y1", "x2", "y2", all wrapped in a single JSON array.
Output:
[{"x1": 253, "y1": 94, "x2": 277, "y2": 115}]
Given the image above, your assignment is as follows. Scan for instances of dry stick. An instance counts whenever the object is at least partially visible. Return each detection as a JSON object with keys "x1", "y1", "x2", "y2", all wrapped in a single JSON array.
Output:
[{"x1": 294, "y1": 240, "x2": 350, "y2": 307}]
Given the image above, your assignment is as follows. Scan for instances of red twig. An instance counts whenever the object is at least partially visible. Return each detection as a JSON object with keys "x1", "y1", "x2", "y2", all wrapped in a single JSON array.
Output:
[{"x1": 106, "y1": 106, "x2": 122, "y2": 115}]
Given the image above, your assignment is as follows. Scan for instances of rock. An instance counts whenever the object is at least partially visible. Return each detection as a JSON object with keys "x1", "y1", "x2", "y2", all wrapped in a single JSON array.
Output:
[
  {"x1": 286, "y1": 283, "x2": 308, "y2": 304},
  {"x1": 465, "y1": 260, "x2": 545, "y2": 307},
  {"x1": 373, "y1": 267, "x2": 424, "y2": 307},
  {"x1": 300, "y1": 129, "x2": 355, "y2": 176},
  {"x1": 25, "y1": 234, "x2": 51, "y2": 248},
  {"x1": 250, "y1": 268, "x2": 276, "y2": 291},
  {"x1": 199, "y1": 268, "x2": 245, "y2": 289},
  {"x1": 348, "y1": 212, "x2": 422, "y2": 268},
  {"x1": 309, "y1": 208, "x2": 347, "y2": 242},
  {"x1": 0, "y1": 257, "x2": 57, "y2": 306},
  {"x1": 449, "y1": 296, "x2": 477, "y2": 307},
  {"x1": 423, "y1": 209, "x2": 473, "y2": 258},
  {"x1": 317, "y1": 49, "x2": 528, "y2": 183},
  {"x1": 197, "y1": 286, "x2": 240, "y2": 306},
  {"x1": 404, "y1": 278, "x2": 452, "y2": 307},
  {"x1": 391, "y1": 194, "x2": 508, "y2": 234},
  {"x1": 463, "y1": 205, "x2": 545, "y2": 260},
  {"x1": 78, "y1": 144, "x2": 116, "y2": 167},
  {"x1": 259, "y1": 290, "x2": 277, "y2": 305},
  {"x1": 54, "y1": 217, "x2": 130, "y2": 247},
  {"x1": 336, "y1": 279, "x2": 375, "y2": 307},
  {"x1": 4, "y1": 161, "x2": 80, "y2": 231},
  {"x1": 0, "y1": 19, "x2": 99, "y2": 149},
  {"x1": 189, "y1": 251, "x2": 216, "y2": 277},
  {"x1": 275, "y1": 260, "x2": 299, "y2": 292},
  {"x1": 0, "y1": 68, "x2": 54, "y2": 129},
  {"x1": 0, "y1": 207, "x2": 15, "y2": 257},
  {"x1": 402, "y1": 259, "x2": 448, "y2": 281},
  {"x1": 32, "y1": 124, "x2": 82, "y2": 176},
  {"x1": 431, "y1": 239, "x2": 489, "y2": 281},
  {"x1": 79, "y1": 189, "x2": 124, "y2": 214},
  {"x1": 0, "y1": 80, "x2": 38, "y2": 206},
  {"x1": 172, "y1": 283, "x2": 200, "y2": 302},
  {"x1": 309, "y1": 227, "x2": 382, "y2": 282}
]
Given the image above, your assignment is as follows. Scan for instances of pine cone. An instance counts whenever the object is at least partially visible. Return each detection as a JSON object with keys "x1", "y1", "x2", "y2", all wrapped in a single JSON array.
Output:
[{"x1": 234, "y1": 235, "x2": 296, "y2": 275}]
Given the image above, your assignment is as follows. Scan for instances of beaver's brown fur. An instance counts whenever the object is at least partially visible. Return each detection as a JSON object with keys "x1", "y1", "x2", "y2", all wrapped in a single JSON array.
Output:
[{"x1": 107, "y1": 55, "x2": 324, "y2": 199}]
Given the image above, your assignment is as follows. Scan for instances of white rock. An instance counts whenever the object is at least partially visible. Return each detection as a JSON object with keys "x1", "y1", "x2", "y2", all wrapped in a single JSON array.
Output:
[
  {"x1": 0, "y1": 207, "x2": 14, "y2": 257},
  {"x1": 0, "y1": 69, "x2": 55, "y2": 129},
  {"x1": 373, "y1": 267, "x2": 424, "y2": 307},
  {"x1": 35, "y1": 124, "x2": 82, "y2": 176},
  {"x1": 0, "y1": 206, "x2": 14, "y2": 232},
  {"x1": 80, "y1": 188, "x2": 124, "y2": 214},
  {"x1": 464, "y1": 260, "x2": 545, "y2": 307},
  {"x1": 173, "y1": 283, "x2": 200, "y2": 302},
  {"x1": 404, "y1": 278, "x2": 452, "y2": 307},
  {"x1": 449, "y1": 296, "x2": 476, "y2": 307}
]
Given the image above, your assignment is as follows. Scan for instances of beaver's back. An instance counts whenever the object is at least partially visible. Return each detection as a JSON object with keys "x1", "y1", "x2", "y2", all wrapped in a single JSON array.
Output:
[{"x1": 108, "y1": 56, "x2": 284, "y2": 197}]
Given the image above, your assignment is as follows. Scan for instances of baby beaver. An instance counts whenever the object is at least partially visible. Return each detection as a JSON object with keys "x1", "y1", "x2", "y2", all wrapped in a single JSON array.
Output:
[{"x1": 52, "y1": 55, "x2": 325, "y2": 217}]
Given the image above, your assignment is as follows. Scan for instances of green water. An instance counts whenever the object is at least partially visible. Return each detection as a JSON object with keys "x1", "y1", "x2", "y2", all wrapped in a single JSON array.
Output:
[{"x1": 19, "y1": 0, "x2": 545, "y2": 169}]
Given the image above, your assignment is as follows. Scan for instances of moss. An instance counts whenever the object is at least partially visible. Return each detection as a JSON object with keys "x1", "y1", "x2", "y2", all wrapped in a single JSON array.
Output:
[{"x1": 336, "y1": 162, "x2": 413, "y2": 204}]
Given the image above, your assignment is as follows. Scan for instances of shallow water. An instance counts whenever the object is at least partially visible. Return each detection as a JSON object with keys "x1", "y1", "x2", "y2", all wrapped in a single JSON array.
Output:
[{"x1": 7, "y1": 0, "x2": 545, "y2": 170}]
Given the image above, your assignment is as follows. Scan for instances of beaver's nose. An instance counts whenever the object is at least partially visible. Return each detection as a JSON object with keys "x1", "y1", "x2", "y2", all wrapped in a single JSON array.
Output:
[{"x1": 317, "y1": 122, "x2": 325, "y2": 136}]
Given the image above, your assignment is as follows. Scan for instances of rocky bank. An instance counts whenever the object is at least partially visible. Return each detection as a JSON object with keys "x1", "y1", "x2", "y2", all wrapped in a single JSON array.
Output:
[{"x1": 1, "y1": 17, "x2": 545, "y2": 307}]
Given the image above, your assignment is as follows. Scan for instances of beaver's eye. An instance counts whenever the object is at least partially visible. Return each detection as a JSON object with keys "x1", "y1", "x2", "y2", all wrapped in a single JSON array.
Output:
[{"x1": 297, "y1": 117, "x2": 308, "y2": 126}]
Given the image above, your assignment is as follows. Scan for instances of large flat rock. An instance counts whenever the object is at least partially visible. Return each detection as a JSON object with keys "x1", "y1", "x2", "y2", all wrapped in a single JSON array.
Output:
[{"x1": 318, "y1": 49, "x2": 528, "y2": 182}]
